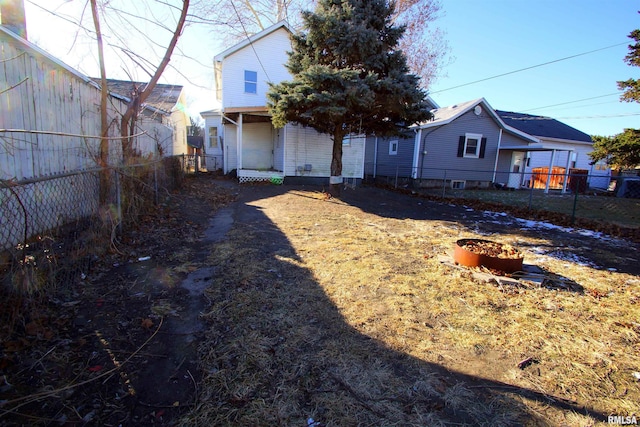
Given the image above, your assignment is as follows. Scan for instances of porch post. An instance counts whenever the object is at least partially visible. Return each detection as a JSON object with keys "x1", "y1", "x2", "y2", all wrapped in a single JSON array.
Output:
[
  {"x1": 492, "y1": 129, "x2": 503, "y2": 183},
  {"x1": 544, "y1": 149, "x2": 556, "y2": 194},
  {"x1": 562, "y1": 150, "x2": 573, "y2": 194},
  {"x1": 283, "y1": 124, "x2": 287, "y2": 174},
  {"x1": 237, "y1": 113, "x2": 243, "y2": 170}
]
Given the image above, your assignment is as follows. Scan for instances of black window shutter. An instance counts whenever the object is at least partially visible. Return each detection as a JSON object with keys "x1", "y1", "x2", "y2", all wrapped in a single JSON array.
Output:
[
  {"x1": 479, "y1": 137, "x2": 487, "y2": 158},
  {"x1": 457, "y1": 136, "x2": 465, "y2": 157}
]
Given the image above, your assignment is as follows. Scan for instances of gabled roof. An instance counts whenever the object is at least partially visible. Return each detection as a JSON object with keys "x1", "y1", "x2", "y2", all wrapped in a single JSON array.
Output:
[
  {"x1": 416, "y1": 98, "x2": 540, "y2": 143},
  {"x1": 214, "y1": 20, "x2": 292, "y2": 62},
  {"x1": 100, "y1": 79, "x2": 183, "y2": 114},
  {"x1": 496, "y1": 110, "x2": 592, "y2": 143}
]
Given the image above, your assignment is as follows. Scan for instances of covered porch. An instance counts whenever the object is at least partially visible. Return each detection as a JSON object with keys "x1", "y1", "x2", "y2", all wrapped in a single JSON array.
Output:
[
  {"x1": 498, "y1": 144, "x2": 576, "y2": 194},
  {"x1": 222, "y1": 107, "x2": 284, "y2": 183}
]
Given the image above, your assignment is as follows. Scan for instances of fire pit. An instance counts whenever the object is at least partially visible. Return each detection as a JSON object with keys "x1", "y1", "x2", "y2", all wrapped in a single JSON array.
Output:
[{"x1": 454, "y1": 238, "x2": 524, "y2": 273}]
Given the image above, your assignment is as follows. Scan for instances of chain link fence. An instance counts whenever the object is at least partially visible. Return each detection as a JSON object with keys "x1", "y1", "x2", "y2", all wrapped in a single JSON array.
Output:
[
  {"x1": 0, "y1": 156, "x2": 183, "y2": 294},
  {"x1": 366, "y1": 164, "x2": 640, "y2": 230}
]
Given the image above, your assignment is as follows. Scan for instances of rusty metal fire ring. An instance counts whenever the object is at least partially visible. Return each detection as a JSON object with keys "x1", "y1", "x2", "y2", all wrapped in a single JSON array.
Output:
[{"x1": 454, "y1": 238, "x2": 524, "y2": 273}]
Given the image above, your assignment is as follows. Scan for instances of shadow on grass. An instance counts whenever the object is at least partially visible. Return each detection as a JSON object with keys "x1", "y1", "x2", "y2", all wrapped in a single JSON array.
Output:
[{"x1": 187, "y1": 184, "x2": 607, "y2": 426}]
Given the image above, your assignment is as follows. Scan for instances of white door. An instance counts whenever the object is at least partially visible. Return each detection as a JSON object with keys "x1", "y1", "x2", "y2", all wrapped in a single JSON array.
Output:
[{"x1": 508, "y1": 152, "x2": 525, "y2": 188}]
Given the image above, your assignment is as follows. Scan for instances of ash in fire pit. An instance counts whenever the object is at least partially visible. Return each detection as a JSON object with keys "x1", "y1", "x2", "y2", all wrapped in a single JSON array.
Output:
[{"x1": 454, "y1": 238, "x2": 524, "y2": 273}]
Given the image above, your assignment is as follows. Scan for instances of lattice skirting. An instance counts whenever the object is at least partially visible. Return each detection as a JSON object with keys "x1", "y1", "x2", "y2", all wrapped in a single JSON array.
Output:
[{"x1": 238, "y1": 170, "x2": 284, "y2": 185}]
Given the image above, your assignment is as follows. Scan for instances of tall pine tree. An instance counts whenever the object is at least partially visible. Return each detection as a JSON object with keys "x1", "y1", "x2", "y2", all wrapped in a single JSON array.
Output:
[{"x1": 267, "y1": 0, "x2": 433, "y2": 193}]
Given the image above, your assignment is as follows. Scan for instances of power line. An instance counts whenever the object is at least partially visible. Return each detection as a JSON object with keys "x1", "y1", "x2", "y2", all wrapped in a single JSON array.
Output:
[
  {"x1": 430, "y1": 42, "x2": 629, "y2": 94},
  {"x1": 230, "y1": 0, "x2": 272, "y2": 83},
  {"x1": 502, "y1": 112, "x2": 640, "y2": 121},
  {"x1": 523, "y1": 93, "x2": 621, "y2": 112}
]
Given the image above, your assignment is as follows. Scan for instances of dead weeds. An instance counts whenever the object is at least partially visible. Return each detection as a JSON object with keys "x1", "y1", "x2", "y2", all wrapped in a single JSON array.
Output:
[{"x1": 186, "y1": 185, "x2": 638, "y2": 426}]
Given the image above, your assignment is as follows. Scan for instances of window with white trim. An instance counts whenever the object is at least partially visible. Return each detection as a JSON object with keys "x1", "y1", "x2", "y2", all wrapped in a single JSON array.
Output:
[
  {"x1": 209, "y1": 127, "x2": 218, "y2": 148},
  {"x1": 244, "y1": 70, "x2": 257, "y2": 94},
  {"x1": 389, "y1": 139, "x2": 398, "y2": 155},
  {"x1": 464, "y1": 133, "x2": 482, "y2": 158}
]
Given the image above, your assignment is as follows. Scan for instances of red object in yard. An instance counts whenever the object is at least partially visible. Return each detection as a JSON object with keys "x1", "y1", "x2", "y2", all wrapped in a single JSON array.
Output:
[{"x1": 453, "y1": 239, "x2": 524, "y2": 273}]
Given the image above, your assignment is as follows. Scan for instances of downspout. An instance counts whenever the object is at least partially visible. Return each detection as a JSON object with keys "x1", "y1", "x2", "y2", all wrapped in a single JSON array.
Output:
[
  {"x1": 492, "y1": 129, "x2": 502, "y2": 183},
  {"x1": 237, "y1": 113, "x2": 243, "y2": 171},
  {"x1": 412, "y1": 128, "x2": 422, "y2": 179}
]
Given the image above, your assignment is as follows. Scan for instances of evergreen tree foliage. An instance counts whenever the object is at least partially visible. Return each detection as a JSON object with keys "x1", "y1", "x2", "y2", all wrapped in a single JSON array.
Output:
[
  {"x1": 267, "y1": 0, "x2": 433, "y2": 189},
  {"x1": 618, "y1": 22, "x2": 640, "y2": 103},
  {"x1": 589, "y1": 129, "x2": 640, "y2": 171}
]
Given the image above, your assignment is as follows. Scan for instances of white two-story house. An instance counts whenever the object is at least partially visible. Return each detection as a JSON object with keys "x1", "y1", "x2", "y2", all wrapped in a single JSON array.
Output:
[{"x1": 202, "y1": 21, "x2": 365, "y2": 184}]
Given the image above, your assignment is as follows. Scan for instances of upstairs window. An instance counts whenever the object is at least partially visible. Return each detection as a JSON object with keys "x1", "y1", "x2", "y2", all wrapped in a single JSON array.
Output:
[
  {"x1": 457, "y1": 133, "x2": 486, "y2": 158},
  {"x1": 244, "y1": 70, "x2": 257, "y2": 94}
]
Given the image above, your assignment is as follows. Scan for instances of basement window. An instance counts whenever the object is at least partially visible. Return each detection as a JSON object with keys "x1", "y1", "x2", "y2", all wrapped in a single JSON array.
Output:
[{"x1": 451, "y1": 180, "x2": 466, "y2": 190}]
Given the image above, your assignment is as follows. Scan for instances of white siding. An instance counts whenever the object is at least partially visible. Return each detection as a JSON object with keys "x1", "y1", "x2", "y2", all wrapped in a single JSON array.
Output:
[
  {"x1": 220, "y1": 27, "x2": 292, "y2": 109},
  {"x1": 273, "y1": 127, "x2": 285, "y2": 171},
  {"x1": 284, "y1": 124, "x2": 364, "y2": 178},
  {"x1": 223, "y1": 124, "x2": 238, "y2": 173}
]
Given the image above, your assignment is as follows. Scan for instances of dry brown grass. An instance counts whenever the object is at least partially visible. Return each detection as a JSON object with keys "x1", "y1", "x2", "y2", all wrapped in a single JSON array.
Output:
[{"x1": 183, "y1": 187, "x2": 639, "y2": 426}]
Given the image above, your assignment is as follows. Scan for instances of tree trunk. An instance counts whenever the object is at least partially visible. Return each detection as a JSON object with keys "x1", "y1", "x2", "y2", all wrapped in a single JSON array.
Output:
[
  {"x1": 90, "y1": 0, "x2": 110, "y2": 204},
  {"x1": 120, "y1": 0, "x2": 190, "y2": 163},
  {"x1": 330, "y1": 127, "x2": 345, "y2": 197}
]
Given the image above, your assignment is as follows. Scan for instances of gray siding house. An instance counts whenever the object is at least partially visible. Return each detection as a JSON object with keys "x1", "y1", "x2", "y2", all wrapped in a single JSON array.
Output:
[
  {"x1": 367, "y1": 98, "x2": 538, "y2": 189},
  {"x1": 364, "y1": 96, "x2": 439, "y2": 185}
]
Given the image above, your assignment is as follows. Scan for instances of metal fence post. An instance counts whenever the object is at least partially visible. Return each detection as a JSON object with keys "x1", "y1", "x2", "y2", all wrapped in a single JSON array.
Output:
[
  {"x1": 528, "y1": 182, "x2": 534, "y2": 210},
  {"x1": 571, "y1": 177, "x2": 579, "y2": 225},
  {"x1": 154, "y1": 161, "x2": 159, "y2": 205},
  {"x1": 441, "y1": 170, "x2": 447, "y2": 198},
  {"x1": 116, "y1": 169, "x2": 123, "y2": 235}
]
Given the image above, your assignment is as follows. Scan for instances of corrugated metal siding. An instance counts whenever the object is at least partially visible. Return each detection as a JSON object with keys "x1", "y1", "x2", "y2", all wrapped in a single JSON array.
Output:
[
  {"x1": 419, "y1": 110, "x2": 501, "y2": 182},
  {"x1": 284, "y1": 124, "x2": 364, "y2": 178},
  {"x1": 221, "y1": 28, "x2": 291, "y2": 109},
  {"x1": 0, "y1": 32, "x2": 174, "y2": 181},
  {"x1": 0, "y1": 34, "x2": 103, "y2": 180}
]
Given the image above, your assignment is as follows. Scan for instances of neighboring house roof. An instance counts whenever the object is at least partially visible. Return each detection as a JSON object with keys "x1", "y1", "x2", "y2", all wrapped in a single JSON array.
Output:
[
  {"x1": 187, "y1": 135, "x2": 203, "y2": 149},
  {"x1": 417, "y1": 98, "x2": 540, "y2": 144},
  {"x1": 99, "y1": 79, "x2": 184, "y2": 114},
  {"x1": 213, "y1": 20, "x2": 292, "y2": 62},
  {"x1": 496, "y1": 110, "x2": 592, "y2": 143},
  {"x1": 425, "y1": 96, "x2": 439, "y2": 110}
]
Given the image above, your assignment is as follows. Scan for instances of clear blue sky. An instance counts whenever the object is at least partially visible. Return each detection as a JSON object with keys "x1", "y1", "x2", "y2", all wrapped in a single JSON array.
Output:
[
  {"x1": 22, "y1": 0, "x2": 640, "y2": 137},
  {"x1": 430, "y1": 0, "x2": 639, "y2": 136}
]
